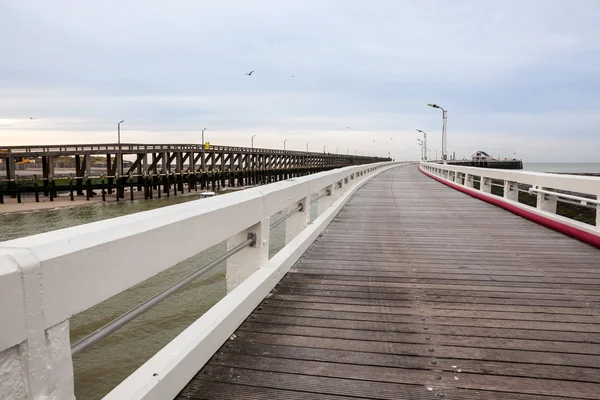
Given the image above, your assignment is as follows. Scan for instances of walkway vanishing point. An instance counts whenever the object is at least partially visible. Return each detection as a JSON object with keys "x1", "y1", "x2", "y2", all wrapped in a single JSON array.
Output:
[{"x1": 1, "y1": 162, "x2": 599, "y2": 400}]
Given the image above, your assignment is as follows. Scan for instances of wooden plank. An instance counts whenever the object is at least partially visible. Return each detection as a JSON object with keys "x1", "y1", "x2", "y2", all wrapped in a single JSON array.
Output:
[{"x1": 177, "y1": 165, "x2": 600, "y2": 399}]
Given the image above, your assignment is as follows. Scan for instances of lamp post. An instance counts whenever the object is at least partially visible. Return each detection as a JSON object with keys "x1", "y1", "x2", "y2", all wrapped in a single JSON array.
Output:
[
  {"x1": 284, "y1": 139, "x2": 288, "y2": 150},
  {"x1": 323, "y1": 145, "x2": 327, "y2": 153},
  {"x1": 434, "y1": 149, "x2": 438, "y2": 161},
  {"x1": 117, "y1": 120, "x2": 124, "y2": 146},
  {"x1": 416, "y1": 139, "x2": 424, "y2": 161},
  {"x1": 251, "y1": 134, "x2": 256, "y2": 149},
  {"x1": 306, "y1": 142, "x2": 310, "y2": 152},
  {"x1": 336, "y1": 146, "x2": 339, "y2": 154},
  {"x1": 416, "y1": 129, "x2": 428, "y2": 161},
  {"x1": 347, "y1": 148, "x2": 349, "y2": 155},
  {"x1": 201, "y1": 128, "x2": 207, "y2": 145},
  {"x1": 427, "y1": 103, "x2": 448, "y2": 162}
]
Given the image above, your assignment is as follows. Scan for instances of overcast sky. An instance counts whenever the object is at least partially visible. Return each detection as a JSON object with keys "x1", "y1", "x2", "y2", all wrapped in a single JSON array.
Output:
[{"x1": 1, "y1": 0, "x2": 599, "y2": 161}]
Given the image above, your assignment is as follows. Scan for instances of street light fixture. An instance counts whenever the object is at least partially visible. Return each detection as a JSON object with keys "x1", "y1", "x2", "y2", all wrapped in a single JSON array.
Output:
[
  {"x1": 284, "y1": 139, "x2": 288, "y2": 150},
  {"x1": 202, "y1": 128, "x2": 207, "y2": 145},
  {"x1": 323, "y1": 145, "x2": 327, "y2": 153},
  {"x1": 427, "y1": 103, "x2": 448, "y2": 162},
  {"x1": 416, "y1": 129, "x2": 428, "y2": 161},
  {"x1": 416, "y1": 138, "x2": 424, "y2": 161},
  {"x1": 306, "y1": 142, "x2": 310, "y2": 152},
  {"x1": 336, "y1": 146, "x2": 339, "y2": 154},
  {"x1": 251, "y1": 134, "x2": 256, "y2": 149},
  {"x1": 117, "y1": 120, "x2": 124, "y2": 145}
]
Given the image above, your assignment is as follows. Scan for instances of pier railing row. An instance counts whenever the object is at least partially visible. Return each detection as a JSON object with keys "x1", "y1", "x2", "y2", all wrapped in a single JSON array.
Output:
[
  {"x1": 0, "y1": 161, "x2": 401, "y2": 400},
  {"x1": 420, "y1": 162, "x2": 600, "y2": 246}
]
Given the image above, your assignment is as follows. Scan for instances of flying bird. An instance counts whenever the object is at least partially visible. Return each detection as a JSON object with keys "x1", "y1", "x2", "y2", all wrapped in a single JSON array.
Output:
[
  {"x1": 245, "y1": 70, "x2": 254, "y2": 76},
  {"x1": 30, "y1": 117, "x2": 34, "y2": 120},
  {"x1": 346, "y1": 126, "x2": 351, "y2": 129}
]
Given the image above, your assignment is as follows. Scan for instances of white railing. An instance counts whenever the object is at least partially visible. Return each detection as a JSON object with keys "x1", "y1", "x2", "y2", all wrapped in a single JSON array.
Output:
[
  {"x1": 0, "y1": 161, "x2": 402, "y2": 400},
  {"x1": 420, "y1": 162, "x2": 600, "y2": 244}
]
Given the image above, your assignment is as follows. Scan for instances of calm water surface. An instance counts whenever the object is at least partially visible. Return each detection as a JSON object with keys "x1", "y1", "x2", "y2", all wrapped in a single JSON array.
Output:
[
  {"x1": 523, "y1": 162, "x2": 600, "y2": 174},
  {"x1": 0, "y1": 191, "x2": 296, "y2": 400}
]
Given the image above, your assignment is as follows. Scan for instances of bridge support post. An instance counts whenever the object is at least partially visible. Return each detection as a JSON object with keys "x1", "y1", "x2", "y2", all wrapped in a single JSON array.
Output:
[
  {"x1": 480, "y1": 177, "x2": 492, "y2": 193},
  {"x1": 536, "y1": 187, "x2": 557, "y2": 213},
  {"x1": 285, "y1": 196, "x2": 310, "y2": 244},
  {"x1": 0, "y1": 250, "x2": 75, "y2": 400},
  {"x1": 226, "y1": 219, "x2": 270, "y2": 293},
  {"x1": 504, "y1": 181, "x2": 519, "y2": 202}
]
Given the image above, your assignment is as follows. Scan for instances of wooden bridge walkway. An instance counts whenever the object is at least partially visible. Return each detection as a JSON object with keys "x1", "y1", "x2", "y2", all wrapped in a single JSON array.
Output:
[{"x1": 177, "y1": 164, "x2": 600, "y2": 399}]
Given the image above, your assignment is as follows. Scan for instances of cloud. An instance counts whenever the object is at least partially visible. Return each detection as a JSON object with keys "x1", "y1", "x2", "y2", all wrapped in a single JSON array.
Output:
[{"x1": 1, "y1": 0, "x2": 599, "y2": 162}]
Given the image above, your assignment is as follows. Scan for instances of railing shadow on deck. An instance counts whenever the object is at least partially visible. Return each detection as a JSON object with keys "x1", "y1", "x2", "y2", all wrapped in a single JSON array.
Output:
[{"x1": 0, "y1": 161, "x2": 404, "y2": 400}]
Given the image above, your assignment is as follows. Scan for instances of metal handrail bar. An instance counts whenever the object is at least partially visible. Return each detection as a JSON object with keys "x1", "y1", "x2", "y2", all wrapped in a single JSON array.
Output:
[
  {"x1": 270, "y1": 203, "x2": 303, "y2": 229},
  {"x1": 70, "y1": 233, "x2": 256, "y2": 356},
  {"x1": 311, "y1": 190, "x2": 331, "y2": 204},
  {"x1": 528, "y1": 187, "x2": 600, "y2": 206}
]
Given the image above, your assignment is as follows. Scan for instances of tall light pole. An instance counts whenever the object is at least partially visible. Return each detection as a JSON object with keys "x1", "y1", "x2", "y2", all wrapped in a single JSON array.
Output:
[
  {"x1": 416, "y1": 139, "x2": 424, "y2": 161},
  {"x1": 202, "y1": 128, "x2": 207, "y2": 145},
  {"x1": 117, "y1": 120, "x2": 124, "y2": 146},
  {"x1": 347, "y1": 148, "x2": 349, "y2": 155},
  {"x1": 284, "y1": 139, "x2": 288, "y2": 150},
  {"x1": 434, "y1": 149, "x2": 438, "y2": 161},
  {"x1": 306, "y1": 142, "x2": 310, "y2": 152},
  {"x1": 323, "y1": 145, "x2": 327, "y2": 153},
  {"x1": 427, "y1": 103, "x2": 448, "y2": 162},
  {"x1": 416, "y1": 129, "x2": 428, "y2": 161},
  {"x1": 251, "y1": 134, "x2": 256, "y2": 149},
  {"x1": 336, "y1": 146, "x2": 339, "y2": 154}
]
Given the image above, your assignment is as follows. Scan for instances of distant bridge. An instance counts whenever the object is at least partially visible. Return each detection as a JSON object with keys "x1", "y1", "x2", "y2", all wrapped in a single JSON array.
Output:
[{"x1": 0, "y1": 143, "x2": 388, "y2": 203}]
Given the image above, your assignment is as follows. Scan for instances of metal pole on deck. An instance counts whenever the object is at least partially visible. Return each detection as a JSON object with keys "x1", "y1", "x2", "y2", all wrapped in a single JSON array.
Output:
[
  {"x1": 427, "y1": 103, "x2": 447, "y2": 162},
  {"x1": 117, "y1": 120, "x2": 124, "y2": 145}
]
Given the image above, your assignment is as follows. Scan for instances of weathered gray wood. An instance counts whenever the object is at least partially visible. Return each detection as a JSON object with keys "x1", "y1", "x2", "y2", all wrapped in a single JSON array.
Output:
[{"x1": 177, "y1": 165, "x2": 600, "y2": 399}]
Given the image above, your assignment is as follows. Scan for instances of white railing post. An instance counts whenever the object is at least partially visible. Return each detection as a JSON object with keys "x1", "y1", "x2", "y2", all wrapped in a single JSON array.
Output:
[
  {"x1": 596, "y1": 194, "x2": 600, "y2": 229},
  {"x1": 480, "y1": 176, "x2": 492, "y2": 193},
  {"x1": 285, "y1": 196, "x2": 310, "y2": 244},
  {"x1": 535, "y1": 186, "x2": 558, "y2": 213},
  {"x1": 504, "y1": 180, "x2": 519, "y2": 202},
  {"x1": 0, "y1": 249, "x2": 75, "y2": 400},
  {"x1": 464, "y1": 173, "x2": 473, "y2": 188},
  {"x1": 454, "y1": 172, "x2": 463, "y2": 185},
  {"x1": 226, "y1": 218, "x2": 270, "y2": 293}
]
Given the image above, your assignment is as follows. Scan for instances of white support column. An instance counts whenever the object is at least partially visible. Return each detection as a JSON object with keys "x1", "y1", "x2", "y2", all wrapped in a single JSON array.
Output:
[
  {"x1": 464, "y1": 174, "x2": 473, "y2": 188},
  {"x1": 226, "y1": 218, "x2": 270, "y2": 293},
  {"x1": 454, "y1": 172, "x2": 463, "y2": 185},
  {"x1": 536, "y1": 187, "x2": 558, "y2": 214},
  {"x1": 504, "y1": 180, "x2": 519, "y2": 202},
  {"x1": 0, "y1": 249, "x2": 75, "y2": 400},
  {"x1": 285, "y1": 196, "x2": 310, "y2": 244},
  {"x1": 480, "y1": 177, "x2": 492, "y2": 193}
]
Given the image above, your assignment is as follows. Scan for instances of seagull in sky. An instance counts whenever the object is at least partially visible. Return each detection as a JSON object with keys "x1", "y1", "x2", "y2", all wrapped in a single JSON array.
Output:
[
  {"x1": 347, "y1": 126, "x2": 351, "y2": 129},
  {"x1": 30, "y1": 117, "x2": 34, "y2": 120},
  {"x1": 245, "y1": 70, "x2": 254, "y2": 76}
]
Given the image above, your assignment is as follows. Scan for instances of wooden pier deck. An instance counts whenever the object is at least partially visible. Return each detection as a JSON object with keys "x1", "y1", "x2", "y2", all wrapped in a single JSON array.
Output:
[{"x1": 177, "y1": 164, "x2": 600, "y2": 400}]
